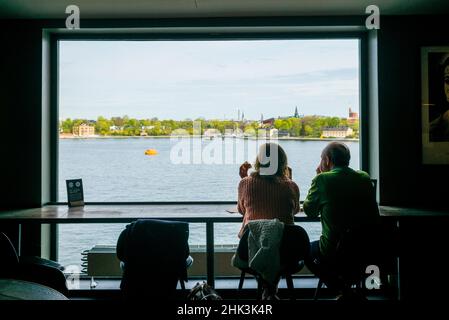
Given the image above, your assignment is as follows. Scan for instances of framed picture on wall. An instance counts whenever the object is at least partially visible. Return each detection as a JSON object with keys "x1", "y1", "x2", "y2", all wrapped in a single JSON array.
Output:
[{"x1": 421, "y1": 47, "x2": 449, "y2": 164}]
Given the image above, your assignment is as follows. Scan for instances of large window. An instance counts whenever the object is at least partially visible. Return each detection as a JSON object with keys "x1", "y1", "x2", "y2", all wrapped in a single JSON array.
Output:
[{"x1": 57, "y1": 38, "x2": 361, "y2": 269}]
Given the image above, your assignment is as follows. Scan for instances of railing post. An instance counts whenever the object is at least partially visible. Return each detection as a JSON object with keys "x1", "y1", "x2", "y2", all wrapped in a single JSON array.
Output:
[
  {"x1": 50, "y1": 223, "x2": 58, "y2": 261},
  {"x1": 206, "y1": 221, "x2": 215, "y2": 288}
]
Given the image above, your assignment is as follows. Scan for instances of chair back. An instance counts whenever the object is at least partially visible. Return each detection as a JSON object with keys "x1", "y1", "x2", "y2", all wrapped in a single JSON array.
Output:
[
  {"x1": 17, "y1": 261, "x2": 69, "y2": 296},
  {"x1": 0, "y1": 232, "x2": 68, "y2": 295},
  {"x1": 116, "y1": 219, "x2": 190, "y2": 299},
  {"x1": 279, "y1": 224, "x2": 310, "y2": 268},
  {"x1": 333, "y1": 222, "x2": 398, "y2": 282},
  {"x1": 0, "y1": 232, "x2": 19, "y2": 278},
  {"x1": 236, "y1": 223, "x2": 310, "y2": 269}
]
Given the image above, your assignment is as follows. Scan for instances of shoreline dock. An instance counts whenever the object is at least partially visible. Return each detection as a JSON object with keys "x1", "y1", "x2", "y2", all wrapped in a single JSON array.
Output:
[{"x1": 59, "y1": 135, "x2": 359, "y2": 142}]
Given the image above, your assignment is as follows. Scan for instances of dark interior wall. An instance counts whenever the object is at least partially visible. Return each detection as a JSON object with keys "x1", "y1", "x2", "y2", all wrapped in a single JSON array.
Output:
[
  {"x1": 0, "y1": 21, "x2": 43, "y2": 209},
  {"x1": 377, "y1": 16, "x2": 449, "y2": 209}
]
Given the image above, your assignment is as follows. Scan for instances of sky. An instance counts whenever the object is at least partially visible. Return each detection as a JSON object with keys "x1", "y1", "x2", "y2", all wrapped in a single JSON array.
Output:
[{"x1": 59, "y1": 39, "x2": 360, "y2": 120}]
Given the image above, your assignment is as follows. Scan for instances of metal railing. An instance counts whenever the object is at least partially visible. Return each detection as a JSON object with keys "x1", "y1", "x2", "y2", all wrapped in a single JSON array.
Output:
[{"x1": 56, "y1": 215, "x2": 319, "y2": 288}]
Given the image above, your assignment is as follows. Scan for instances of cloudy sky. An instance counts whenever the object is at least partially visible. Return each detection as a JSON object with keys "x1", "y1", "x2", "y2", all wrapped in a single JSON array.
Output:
[{"x1": 59, "y1": 39, "x2": 359, "y2": 120}]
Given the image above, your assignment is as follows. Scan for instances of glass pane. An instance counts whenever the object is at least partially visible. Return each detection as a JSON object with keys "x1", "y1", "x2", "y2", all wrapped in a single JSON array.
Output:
[
  {"x1": 57, "y1": 38, "x2": 360, "y2": 269},
  {"x1": 58, "y1": 39, "x2": 360, "y2": 202},
  {"x1": 59, "y1": 223, "x2": 127, "y2": 275}
]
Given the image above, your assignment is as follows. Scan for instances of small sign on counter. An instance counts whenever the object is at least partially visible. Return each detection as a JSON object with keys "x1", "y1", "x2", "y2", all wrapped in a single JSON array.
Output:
[{"x1": 66, "y1": 179, "x2": 84, "y2": 207}]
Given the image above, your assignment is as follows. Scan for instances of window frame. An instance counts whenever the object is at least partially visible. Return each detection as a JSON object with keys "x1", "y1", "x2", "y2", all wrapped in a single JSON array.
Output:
[
  {"x1": 50, "y1": 29, "x2": 369, "y2": 204},
  {"x1": 48, "y1": 26, "x2": 369, "y2": 262}
]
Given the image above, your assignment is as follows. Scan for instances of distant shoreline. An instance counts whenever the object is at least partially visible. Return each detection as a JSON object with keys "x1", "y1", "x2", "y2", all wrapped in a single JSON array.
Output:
[{"x1": 59, "y1": 135, "x2": 359, "y2": 142}]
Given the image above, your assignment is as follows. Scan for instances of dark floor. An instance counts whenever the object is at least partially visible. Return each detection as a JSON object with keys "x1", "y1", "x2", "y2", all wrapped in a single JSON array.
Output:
[{"x1": 69, "y1": 276, "x2": 395, "y2": 300}]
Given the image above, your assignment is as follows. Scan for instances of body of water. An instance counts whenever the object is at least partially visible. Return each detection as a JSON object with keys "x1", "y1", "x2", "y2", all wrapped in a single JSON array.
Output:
[{"x1": 58, "y1": 138, "x2": 359, "y2": 268}]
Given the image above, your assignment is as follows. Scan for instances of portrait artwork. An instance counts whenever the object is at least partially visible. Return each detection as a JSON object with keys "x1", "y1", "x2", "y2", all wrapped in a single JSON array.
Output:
[{"x1": 421, "y1": 47, "x2": 449, "y2": 164}]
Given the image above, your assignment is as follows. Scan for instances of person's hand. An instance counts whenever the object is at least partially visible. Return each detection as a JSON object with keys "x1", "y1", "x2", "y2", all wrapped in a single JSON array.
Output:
[
  {"x1": 239, "y1": 161, "x2": 252, "y2": 179},
  {"x1": 287, "y1": 166, "x2": 292, "y2": 179},
  {"x1": 316, "y1": 161, "x2": 327, "y2": 174}
]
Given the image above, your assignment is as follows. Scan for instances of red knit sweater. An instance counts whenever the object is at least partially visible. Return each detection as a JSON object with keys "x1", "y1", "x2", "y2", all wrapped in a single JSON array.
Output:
[{"x1": 237, "y1": 175, "x2": 300, "y2": 237}]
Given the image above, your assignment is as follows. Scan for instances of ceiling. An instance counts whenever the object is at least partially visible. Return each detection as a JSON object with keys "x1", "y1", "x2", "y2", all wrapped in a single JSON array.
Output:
[{"x1": 1, "y1": 0, "x2": 449, "y2": 19}]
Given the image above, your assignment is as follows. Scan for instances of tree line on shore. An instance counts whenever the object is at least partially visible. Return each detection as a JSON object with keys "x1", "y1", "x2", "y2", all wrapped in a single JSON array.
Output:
[{"x1": 60, "y1": 115, "x2": 359, "y2": 138}]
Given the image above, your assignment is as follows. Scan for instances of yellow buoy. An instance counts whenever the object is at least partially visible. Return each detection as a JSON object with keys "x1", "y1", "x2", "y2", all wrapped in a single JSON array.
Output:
[{"x1": 145, "y1": 149, "x2": 158, "y2": 155}]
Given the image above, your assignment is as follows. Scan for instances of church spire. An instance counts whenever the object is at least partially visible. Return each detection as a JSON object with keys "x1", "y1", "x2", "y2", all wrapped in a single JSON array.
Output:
[{"x1": 294, "y1": 106, "x2": 299, "y2": 118}]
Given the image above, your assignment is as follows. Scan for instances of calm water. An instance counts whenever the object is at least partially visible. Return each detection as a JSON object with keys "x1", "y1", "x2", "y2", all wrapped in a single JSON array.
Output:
[{"x1": 58, "y1": 138, "x2": 359, "y2": 268}]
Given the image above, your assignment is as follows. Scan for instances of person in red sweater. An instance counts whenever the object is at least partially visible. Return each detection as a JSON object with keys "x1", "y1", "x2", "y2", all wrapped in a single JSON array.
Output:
[
  {"x1": 236, "y1": 142, "x2": 300, "y2": 299},
  {"x1": 237, "y1": 142, "x2": 300, "y2": 238}
]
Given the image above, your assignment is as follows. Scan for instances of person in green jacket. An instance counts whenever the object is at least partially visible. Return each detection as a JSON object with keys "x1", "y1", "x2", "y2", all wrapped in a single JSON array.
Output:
[{"x1": 303, "y1": 142, "x2": 380, "y2": 269}]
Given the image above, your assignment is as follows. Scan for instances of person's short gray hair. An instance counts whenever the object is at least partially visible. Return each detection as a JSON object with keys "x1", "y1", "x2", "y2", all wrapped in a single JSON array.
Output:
[{"x1": 322, "y1": 142, "x2": 351, "y2": 167}]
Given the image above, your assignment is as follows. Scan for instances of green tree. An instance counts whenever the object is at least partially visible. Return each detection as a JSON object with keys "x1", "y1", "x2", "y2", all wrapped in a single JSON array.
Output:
[
  {"x1": 95, "y1": 116, "x2": 112, "y2": 135},
  {"x1": 327, "y1": 117, "x2": 341, "y2": 127},
  {"x1": 289, "y1": 118, "x2": 301, "y2": 137},
  {"x1": 111, "y1": 117, "x2": 125, "y2": 127},
  {"x1": 274, "y1": 119, "x2": 291, "y2": 131},
  {"x1": 60, "y1": 118, "x2": 73, "y2": 133},
  {"x1": 304, "y1": 125, "x2": 313, "y2": 136}
]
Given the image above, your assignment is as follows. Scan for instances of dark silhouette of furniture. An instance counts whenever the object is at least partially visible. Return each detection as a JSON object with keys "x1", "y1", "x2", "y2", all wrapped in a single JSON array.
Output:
[
  {"x1": 0, "y1": 279, "x2": 68, "y2": 300},
  {"x1": 313, "y1": 223, "x2": 399, "y2": 300},
  {"x1": 0, "y1": 232, "x2": 68, "y2": 296},
  {"x1": 116, "y1": 219, "x2": 193, "y2": 300},
  {"x1": 235, "y1": 224, "x2": 310, "y2": 300}
]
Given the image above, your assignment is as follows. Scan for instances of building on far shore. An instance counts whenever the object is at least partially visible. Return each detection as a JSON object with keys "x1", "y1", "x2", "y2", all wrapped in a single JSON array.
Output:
[
  {"x1": 259, "y1": 107, "x2": 301, "y2": 128},
  {"x1": 109, "y1": 125, "x2": 124, "y2": 132},
  {"x1": 278, "y1": 129, "x2": 290, "y2": 137},
  {"x1": 321, "y1": 126, "x2": 353, "y2": 138},
  {"x1": 73, "y1": 123, "x2": 95, "y2": 137},
  {"x1": 348, "y1": 107, "x2": 359, "y2": 124},
  {"x1": 258, "y1": 128, "x2": 280, "y2": 138},
  {"x1": 203, "y1": 128, "x2": 222, "y2": 137},
  {"x1": 260, "y1": 117, "x2": 275, "y2": 127},
  {"x1": 269, "y1": 128, "x2": 279, "y2": 138}
]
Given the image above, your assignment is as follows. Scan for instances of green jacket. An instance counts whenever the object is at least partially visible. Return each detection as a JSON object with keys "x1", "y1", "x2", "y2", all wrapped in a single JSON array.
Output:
[{"x1": 303, "y1": 166, "x2": 380, "y2": 258}]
